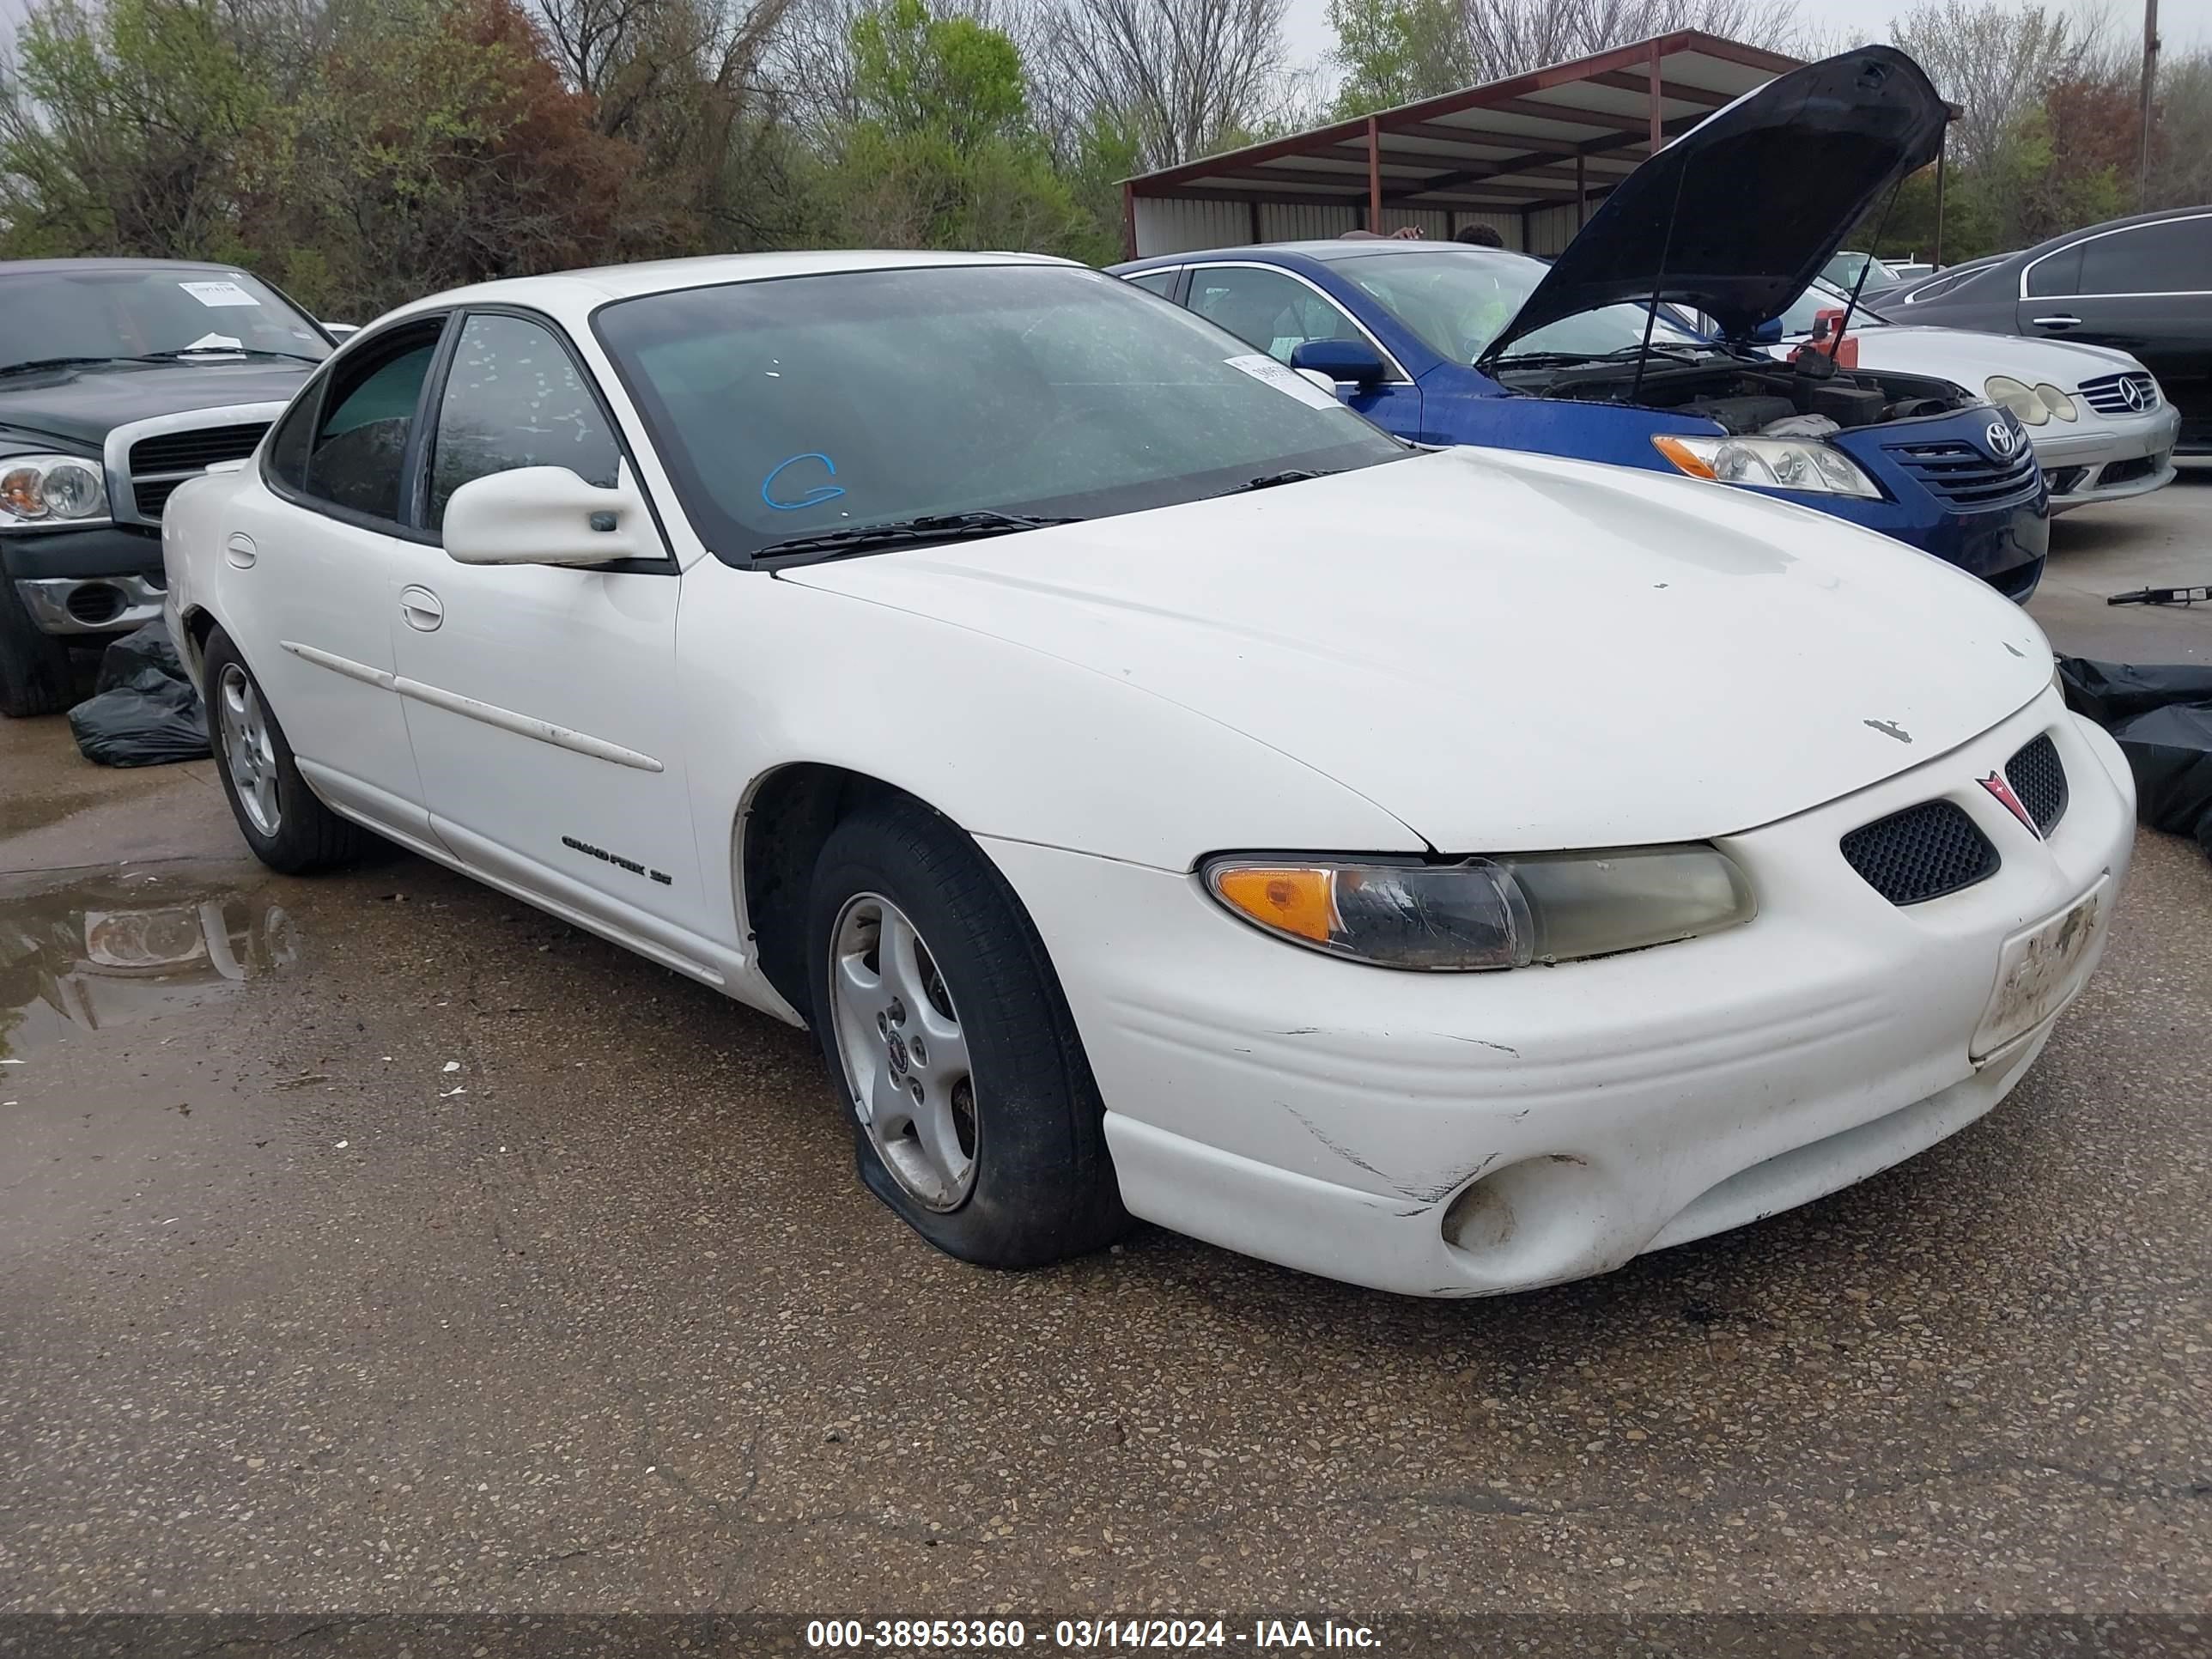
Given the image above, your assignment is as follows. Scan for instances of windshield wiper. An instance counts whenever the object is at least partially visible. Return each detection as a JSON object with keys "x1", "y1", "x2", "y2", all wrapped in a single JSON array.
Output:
[
  {"x1": 1497, "y1": 343, "x2": 1705, "y2": 369},
  {"x1": 131, "y1": 347, "x2": 323, "y2": 364},
  {"x1": 1218, "y1": 468, "x2": 1336, "y2": 496},
  {"x1": 755, "y1": 509, "x2": 1082, "y2": 562},
  {"x1": 0, "y1": 356, "x2": 131, "y2": 378}
]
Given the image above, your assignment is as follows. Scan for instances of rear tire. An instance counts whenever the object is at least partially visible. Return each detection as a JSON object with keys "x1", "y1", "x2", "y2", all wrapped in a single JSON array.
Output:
[
  {"x1": 805, "y1": 796, "x2": 1129, "y2": 1268},
  {"x1": 204, "y1": 626, "x2": 370, "y2": 873},
  {"x1": 0, "y1": 577, "x2": 76, "y2": 718}
]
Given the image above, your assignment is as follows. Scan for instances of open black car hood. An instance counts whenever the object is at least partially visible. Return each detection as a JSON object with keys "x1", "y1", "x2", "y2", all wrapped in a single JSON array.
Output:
[{"x1": 1480, "y1": 45, "x2": 1948, "y2": 363}]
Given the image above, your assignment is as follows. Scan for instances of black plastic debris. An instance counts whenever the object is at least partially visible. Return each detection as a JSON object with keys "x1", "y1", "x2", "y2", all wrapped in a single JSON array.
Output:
[
  {"x1": 2056, "y1": 656, "x2": 2212, "y2": 859},
  {"x1": 2055, "y1": 656, "x2": 2212, "y2": 726},
  {"x1": 66, "y1": 619, "x2": 211, "y2": 768}
]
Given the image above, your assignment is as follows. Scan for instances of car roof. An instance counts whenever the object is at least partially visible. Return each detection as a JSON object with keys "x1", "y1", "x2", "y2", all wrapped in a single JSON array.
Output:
[
  {"x1": 1114, "y1": 240, "x2": 1532, "y2": 272},
  {"x1": 2006, "y1": 202, "x2": 2212, "y2": 265},
  {"x1": 0, "y1": 257, "x2": 248, "y2": 276},
  {"x1": 376, "y1": 249, "x2": 1078, "y2": 325}
]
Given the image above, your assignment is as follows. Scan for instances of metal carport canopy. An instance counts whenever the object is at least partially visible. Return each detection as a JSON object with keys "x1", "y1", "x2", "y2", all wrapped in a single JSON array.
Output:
[{"x1": 1120, "y1": 30, "x2": 1802, "y2": 258}]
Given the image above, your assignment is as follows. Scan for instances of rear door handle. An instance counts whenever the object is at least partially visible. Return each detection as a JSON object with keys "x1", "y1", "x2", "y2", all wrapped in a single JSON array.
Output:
[
  {"x1": 399, "y1": 585, "x2": 444, "y2": 631},
  {"x1": 2031, "y1": 314, "x2": 2081, "y2": 328}
]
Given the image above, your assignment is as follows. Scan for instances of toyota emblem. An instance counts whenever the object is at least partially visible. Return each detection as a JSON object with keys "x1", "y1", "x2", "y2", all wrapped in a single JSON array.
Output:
[
  {"x1": 2119, "y1": 378, "x2": 2148, "y2": 411},
  {"x1": 1985, "y1": 421, "x2": 2019, "y2": 458}
]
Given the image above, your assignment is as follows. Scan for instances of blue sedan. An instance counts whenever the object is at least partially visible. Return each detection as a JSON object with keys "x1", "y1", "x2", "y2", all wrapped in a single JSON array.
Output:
[
  {"x1": 1114, "y1": 241, "x2": 2047, "y2": 600},
  {"x1": 1109, "y1": 46, "x2": 2048, "y2": 599}
]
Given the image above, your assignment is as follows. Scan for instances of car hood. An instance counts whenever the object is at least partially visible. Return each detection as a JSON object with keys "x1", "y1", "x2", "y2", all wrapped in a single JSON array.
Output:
[
  {"x1": 0, "y1": 361, "x2": 313, "y2": 453},
  {"x1": 1482, "y1": 45, "x2": 1948, "y2": 362},
  {"x1": 777, "y1": 447, "x2": 2051, "y2": 852},
  {"x1": 1834, "y1": 326, "x2": 2144, "y2": 390}
]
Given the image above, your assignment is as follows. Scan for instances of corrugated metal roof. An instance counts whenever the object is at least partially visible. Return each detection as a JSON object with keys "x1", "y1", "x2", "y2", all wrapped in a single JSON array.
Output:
[{"x1": 1121, "y1": 30, "x2": 1801, "y2": 240}]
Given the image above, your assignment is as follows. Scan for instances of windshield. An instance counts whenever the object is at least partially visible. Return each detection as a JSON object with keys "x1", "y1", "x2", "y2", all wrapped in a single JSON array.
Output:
[
  {"x1": 1820, "y1": 252, "x2": 1898, "y2": 291},
  {"x1": 1315, "y1": 248, "x2": 1698, "y2": 366},
  {"x1": 0, "y1": 267, "x2": 331, "y2": 372},
  {"x1": 1772, "y1": 279, "x2": 1895, "y2": 337},
  {"x1": 593, "y1": 264, "x2": 1407, "y2": 562}
]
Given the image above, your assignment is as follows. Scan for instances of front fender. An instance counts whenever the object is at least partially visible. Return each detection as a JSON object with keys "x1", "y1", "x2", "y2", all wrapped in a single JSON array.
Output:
[{"x1": 679, "y1": 566, "x2": 1430, "y2": 962}]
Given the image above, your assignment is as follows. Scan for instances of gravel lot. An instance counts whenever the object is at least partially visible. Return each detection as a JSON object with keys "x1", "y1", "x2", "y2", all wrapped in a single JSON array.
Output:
[{"x1": 3, "y1": 473, "x2": 2209, "y2": 1632}]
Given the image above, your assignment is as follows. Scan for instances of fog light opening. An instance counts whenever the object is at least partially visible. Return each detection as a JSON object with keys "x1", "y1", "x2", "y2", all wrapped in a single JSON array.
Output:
[
  {"x1": 1440, "y1": 1153, "x2": 1598, "y2": 1272},
  {"x1": 64, "y1": 581, "x2": 125, "y2": 626}
]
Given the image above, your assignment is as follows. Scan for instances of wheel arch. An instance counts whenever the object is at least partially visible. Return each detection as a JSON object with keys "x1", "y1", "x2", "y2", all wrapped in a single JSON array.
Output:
[{"x1": 736, "y1": 763, "x2": 964, "y2": 1021}]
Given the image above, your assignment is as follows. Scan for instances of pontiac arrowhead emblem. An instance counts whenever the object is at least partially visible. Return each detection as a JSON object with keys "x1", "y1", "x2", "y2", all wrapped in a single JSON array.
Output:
[{"x1": 1978, "y1": 771, "x2": 2039, "y2": 836}]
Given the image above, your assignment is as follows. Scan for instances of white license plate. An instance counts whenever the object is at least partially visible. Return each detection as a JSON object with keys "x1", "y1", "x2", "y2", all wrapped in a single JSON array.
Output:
[{"x1": 1972, "y1": 878, "x2": 2109, "y2": 1059}]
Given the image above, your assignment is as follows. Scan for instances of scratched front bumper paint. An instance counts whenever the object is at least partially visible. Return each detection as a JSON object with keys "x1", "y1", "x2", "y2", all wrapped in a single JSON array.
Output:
[{"x1": 982, "y1": 688, "x2": 2135, "y2": 1297}]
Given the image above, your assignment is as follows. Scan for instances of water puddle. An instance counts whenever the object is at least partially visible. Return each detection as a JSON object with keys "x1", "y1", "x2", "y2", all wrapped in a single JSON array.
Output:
[{"x1": 0, "y1": 870, "x2": 298, "y2": 1060}]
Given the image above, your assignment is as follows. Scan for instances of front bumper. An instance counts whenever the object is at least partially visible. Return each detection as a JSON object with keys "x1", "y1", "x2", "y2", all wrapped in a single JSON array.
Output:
[
  {"x1": 14, "y1": 573, "x2": 167, "y2": 636},
  {"x1": 2032, "y1": 405, "x2": 2182, "y2": 512},
  {"x1": 986, "y1": 688, "x2": 2134, "y2": 1297},
  {"x1": 3, "y1": 524, "x2": 167, "y2": 635}
]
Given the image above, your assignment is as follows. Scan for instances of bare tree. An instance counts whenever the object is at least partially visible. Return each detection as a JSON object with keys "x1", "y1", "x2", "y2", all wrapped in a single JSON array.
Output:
[
  {"x1": 1889, "y1": 0, "x2": 2119, "y2": 167},
  {"x1": 1030, "y1": 0, "x2": 1294, "y2": 168},
  {"x1": 1453, "y1": 0, "x2": 1800, "y2": 84}
]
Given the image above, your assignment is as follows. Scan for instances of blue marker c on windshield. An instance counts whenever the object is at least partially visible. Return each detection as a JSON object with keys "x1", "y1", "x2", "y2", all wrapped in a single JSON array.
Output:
[{"x1": 763, "y1": 453, "x2": 845, "y2": 512}]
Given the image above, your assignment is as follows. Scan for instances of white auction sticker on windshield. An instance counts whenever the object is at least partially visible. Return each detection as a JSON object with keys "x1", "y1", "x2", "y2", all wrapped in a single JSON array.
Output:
[
  {"x1": 179, "y1": 281, "x2": 261, "y2": 308},
  {"x1": 1224, "y1": 353, "x2": 1343, "y2": 410}
]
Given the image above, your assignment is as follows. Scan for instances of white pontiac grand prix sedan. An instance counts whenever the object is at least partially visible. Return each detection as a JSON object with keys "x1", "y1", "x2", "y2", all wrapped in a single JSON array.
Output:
[{"x1": 165, "y1": 251, "x2": 2136, "y2": 1297}]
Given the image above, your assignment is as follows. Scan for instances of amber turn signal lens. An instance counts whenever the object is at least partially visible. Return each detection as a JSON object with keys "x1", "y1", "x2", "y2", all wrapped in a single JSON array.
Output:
[
  {"x1": 1210, "y1": 866, "x2": 1336, "y2": 944},
  {"x1": 1650, "y1": 435, "x2": 1717, "y2": 479},
  {"x1": 0, "y1": 466, "x2": 48, "y2": 520}
]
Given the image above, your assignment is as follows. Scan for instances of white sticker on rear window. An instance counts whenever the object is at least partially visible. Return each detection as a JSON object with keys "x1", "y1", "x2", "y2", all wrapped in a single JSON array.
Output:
[
  {"x1": 1224, "y1": 352, "x2": 1343, "y2": 410},
  {"x1": 179, "y1": 281, "x2": 260, "y2": 307}
]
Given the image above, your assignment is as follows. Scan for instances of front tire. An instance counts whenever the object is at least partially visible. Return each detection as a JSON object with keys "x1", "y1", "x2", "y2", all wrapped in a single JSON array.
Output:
[
  {"x1": 0, "y1": 577, "x2": 76, "y2": 718},
  {"x1": 805, "y1": 797, "x2": 1129, "y2": 1268},
  {"x1": 204, "y1": 627, "x2": 370, "y2": 873}
]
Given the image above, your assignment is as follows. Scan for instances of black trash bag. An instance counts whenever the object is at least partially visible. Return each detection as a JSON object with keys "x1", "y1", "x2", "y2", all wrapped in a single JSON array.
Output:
[
  {"x1": 2054, "y1": 655, "x2": 2212, "y2": 726},
  {"x1": 2108, "y1": 701, "x2": 2212, "y2": 859},
  {"x1": 66, "y1": 619, "x2": 212, "y2": 768}
]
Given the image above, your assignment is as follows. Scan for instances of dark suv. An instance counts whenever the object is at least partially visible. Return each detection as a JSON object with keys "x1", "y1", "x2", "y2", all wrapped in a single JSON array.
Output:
[
  {"x1": 1893, "y1": 206, "x2": 2212, "y2": 454},
  {"x1": 1, "y1": 259, "x2": 331, "y2": 716}
]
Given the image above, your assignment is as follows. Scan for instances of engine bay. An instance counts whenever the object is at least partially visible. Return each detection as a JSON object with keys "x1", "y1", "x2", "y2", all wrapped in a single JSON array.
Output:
[{"x1": 1495, "y1": 350, "x2": 1976, "y2": 436}]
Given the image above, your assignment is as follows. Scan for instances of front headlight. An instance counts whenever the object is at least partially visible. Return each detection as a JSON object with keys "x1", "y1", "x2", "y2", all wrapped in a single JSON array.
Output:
[
  {"x1": 2034, "y1": 383, "x2": 2077, "y2": 422},
  {"x1": 0, "y1": 454, "x2": 110, "y2": 527},
  {"x1": 1650, "y1": 434, "x2": 1882, "y2": 499},
  {"x1": 1984, "y1": 376, "x2": 2049, "y2": 426},
  {"x1": 1201, "y1": 846, "x2": 1756, "y2": 971}
]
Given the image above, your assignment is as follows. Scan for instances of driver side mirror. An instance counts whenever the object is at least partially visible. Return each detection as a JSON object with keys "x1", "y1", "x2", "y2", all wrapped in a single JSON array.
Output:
[
  {"x1": 1751, "y1": 318, "x2": 1786, "y2": 344},
  {"x1": 443, "y1": 462, "x2": 657, "y2": 568},
  {"x1": 1290, "y1": 339, "x2": 1387, "y2": 388}
]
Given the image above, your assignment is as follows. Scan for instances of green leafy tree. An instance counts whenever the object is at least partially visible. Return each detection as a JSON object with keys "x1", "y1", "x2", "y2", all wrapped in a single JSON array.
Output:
[
  {"x1": 1326, "y1": 0, "x2": 1466, "y2": 118},
  {"x1": 0, "y1": 0, "x2": 273, "y2": 258}
]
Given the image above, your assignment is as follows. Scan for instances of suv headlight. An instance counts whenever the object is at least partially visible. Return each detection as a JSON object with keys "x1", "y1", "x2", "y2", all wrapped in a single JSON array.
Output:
[
  {"x1": 1201, "y1": 846, "x2": 1756, "y2": 971},
  {"x1": 0, "y1": 454, "x2": 111, "y2": 528},
  {"x1": 1650, "y1": 434, "x2": 1882, "y2": 499}
]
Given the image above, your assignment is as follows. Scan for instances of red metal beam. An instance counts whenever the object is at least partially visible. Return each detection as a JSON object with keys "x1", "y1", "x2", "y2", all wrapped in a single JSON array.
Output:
[
  {"x1": 1648, "y1": 44, "x2": 1662, "y2": 151},
  {"x1": 1366, "y1": 117, "x2": 1382, "y2": 228}
]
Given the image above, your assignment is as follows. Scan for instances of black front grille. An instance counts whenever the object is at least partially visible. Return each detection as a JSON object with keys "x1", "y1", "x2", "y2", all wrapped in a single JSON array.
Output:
[
  {"x1": 2100, "y1": 454, "x2": 2160, "y2": 487},
  {"x1": 1883, "y1": 438, "x2": 2043, "y2": 507},
  {"x1": 2078, "y1": 371, "x2": 2160, "y2": 416},
  {"x1": 2005, "y1": 732, "x2": 2069, "y2": 836},
  {"x1": 129, "y1": 422, "x2": 270, "y2": 520},
  {"x1": 130, "y1": 424, "x2": 269, "y2": 474},
  {"x1": 1840, "y1": 800, "x2": 2000, "y2": 905}
]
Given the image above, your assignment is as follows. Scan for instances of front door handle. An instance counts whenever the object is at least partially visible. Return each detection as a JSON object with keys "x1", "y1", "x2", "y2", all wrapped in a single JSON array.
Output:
[
  {"x1": 2031, "y1": 314, "x2": 2081, "y2": 328},
  {"x1": 399, "y1": 585, "x2": 444, "y2": 632}
]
